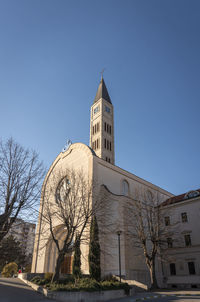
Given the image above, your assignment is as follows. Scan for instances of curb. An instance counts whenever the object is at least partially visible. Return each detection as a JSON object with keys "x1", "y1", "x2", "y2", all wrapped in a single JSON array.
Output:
[{"x1": 18, "y1": 277, "x2": 48, "y2": 296}]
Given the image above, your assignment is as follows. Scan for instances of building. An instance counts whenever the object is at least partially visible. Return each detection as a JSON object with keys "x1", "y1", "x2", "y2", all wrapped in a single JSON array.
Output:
[
  {"x1": 160, "y1": 190, "x2": 200, "y2": 288},
  {"x1": 8, "y1": 218, "x2": 36, "y2": 258},
  {"x1": 31, "y1": 76, "x2": 199, "y2": 288}
]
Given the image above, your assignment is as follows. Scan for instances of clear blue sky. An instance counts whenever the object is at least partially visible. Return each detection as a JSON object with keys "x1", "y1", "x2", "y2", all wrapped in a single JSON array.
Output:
[{"x1": 0, "y1": 0, "x2": 200, "y2": 195}]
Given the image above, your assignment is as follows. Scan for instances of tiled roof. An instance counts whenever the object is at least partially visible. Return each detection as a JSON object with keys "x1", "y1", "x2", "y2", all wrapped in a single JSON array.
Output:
[{"x1": 162, "y1": 189, "x2": 200, "y2": 206}]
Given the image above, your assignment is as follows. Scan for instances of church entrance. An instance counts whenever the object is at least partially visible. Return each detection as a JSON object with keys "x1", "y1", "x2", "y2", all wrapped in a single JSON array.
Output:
[{"x1": 60, "y1": 253, "x2": 73, "y2": 274}]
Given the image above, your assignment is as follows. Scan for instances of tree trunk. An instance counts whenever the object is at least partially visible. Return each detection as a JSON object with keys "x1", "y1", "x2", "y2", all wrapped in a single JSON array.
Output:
[
  {"x1": 52, "y1": 252, "x2": 64, "y2": 283},
  {"x1": 148, "y1": 258, "x2": 158, "y2": 290}
]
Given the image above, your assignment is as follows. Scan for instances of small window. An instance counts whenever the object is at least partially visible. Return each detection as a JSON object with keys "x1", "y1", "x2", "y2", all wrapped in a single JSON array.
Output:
[
  {"x1": 170, "y1": 263, "x2": 176, "y2": 275},
  {"x1": 107, "y1": 124, "x2": 109, "y2": 133},
  {"x1": 165, "y1": 216, "x2": 170, "y2": 226},
  {"x1": 107, "y1": 140, "x2": 109, "y2": 150},
  {"x1": 104, "y1": 122, "x2": 106, "y2": 131},
  {"x1": 97, "y1": 139, "x2": 99, "y2": 149},
  {"x1": 95, "y1": 124, "x2": 97, "y2": 133},
  {"x1": 108, "y1": 158, "x2": 110, "y2": 163},
  {"x1": 92, "y1": 142, "x2": 94, "y2": 149},
  {"x1": 106, "y1": 157, "x2": 108, "y2": 162},
  {"x1": 92, "y1": 126, "x2": 94, "y2": 135},
  {"x1": 105, "y1": 106, "x2": 110, "y2": 113},
  {"x1": 94, "y1": 140, "x2": 96, "y2": 150},
  {"x1": 184, "y1": 234, "x2": 191, "y2": 246},
  {"x1": 94, "y1": 106, "x2": 99, "y2": 114},
  {"x1": 104, "y1": 138, "x2": 106, "y2": 149},
  {"x1": 110, "y1": 142, "x2": 111, "y2": 151},
  {"x1": 122, "y1": 180, "x2": 129, "y2": 196},
  {"x1": 167, "y1": 237, "x2": 173, "y2": 248},
  {"x1": 181, "y1": 212, "x2": 188, "y2": 223},
  {"x1": 188, "y1": 262, "x2": 196, "y2": 275},
  {"x1": 110, "y1": 125, "x2": 111, "y2": 134}
]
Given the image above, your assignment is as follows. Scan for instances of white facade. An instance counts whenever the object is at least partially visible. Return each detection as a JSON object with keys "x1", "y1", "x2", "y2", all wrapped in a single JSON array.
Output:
[
  {"x1": 160, "y1": 191, "x2": 200, "y2": 288},
  {"x1": 8, "y1": 218, "x2": 36, "y2": 257}
]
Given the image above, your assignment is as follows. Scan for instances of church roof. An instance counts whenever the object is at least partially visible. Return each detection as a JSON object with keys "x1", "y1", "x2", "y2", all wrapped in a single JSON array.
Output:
[
  {"x1": 161, "y1": 189, "x2": 200, "y2": 207},
  {"x1": 94, "y1": 77, "x2": 112, "y2": 104}
]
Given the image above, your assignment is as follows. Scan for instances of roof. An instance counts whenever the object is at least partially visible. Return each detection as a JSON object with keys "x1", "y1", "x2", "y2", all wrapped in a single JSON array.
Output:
[
  {"x1": 94, "y1": 76, "x2": 112, "y2": 104},
  {"x1": 161, "y1": 189, "x2": 200, "y2": 206}
]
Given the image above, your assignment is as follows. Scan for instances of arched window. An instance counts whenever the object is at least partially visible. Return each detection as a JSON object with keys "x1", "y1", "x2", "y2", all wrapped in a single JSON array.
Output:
[{"x1": 122, "y1": 180, "x2": 129, "y2": 196}]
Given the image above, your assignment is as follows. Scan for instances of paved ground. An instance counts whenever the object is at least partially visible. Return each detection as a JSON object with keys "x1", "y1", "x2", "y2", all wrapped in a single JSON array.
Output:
[
  {"x1": 107, "y1": 290, "x2": 200, "y2": 302},
  {"x1": 0, "y1": 277, "x2": 200, "y2": 302},
  {"x1": 0, "y1": 278, "x2": 55, "y2": 302}
]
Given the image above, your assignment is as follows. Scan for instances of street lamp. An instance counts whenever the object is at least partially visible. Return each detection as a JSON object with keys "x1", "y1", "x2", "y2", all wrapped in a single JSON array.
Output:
[{"x1": 117, "y1": 230, "x2": 122, "y2": 282}]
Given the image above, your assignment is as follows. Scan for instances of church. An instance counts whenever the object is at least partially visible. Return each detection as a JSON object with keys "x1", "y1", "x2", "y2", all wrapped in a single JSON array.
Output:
[{"x1": 31, "y1": 77, "x2": 200, "y2": 288}]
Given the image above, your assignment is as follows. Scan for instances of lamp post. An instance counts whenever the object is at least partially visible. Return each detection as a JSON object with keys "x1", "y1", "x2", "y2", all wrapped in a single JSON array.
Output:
[{"x1": 117, "y1": 230, "x2": 122, "y2": 282}]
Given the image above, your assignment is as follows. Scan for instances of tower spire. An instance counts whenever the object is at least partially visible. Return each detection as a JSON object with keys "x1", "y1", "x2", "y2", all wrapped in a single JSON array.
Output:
[
  {"x1": 90, "y1": 76, "x2": 115, "y2": 164},
  {"x1": 94, "y1": 77, "x2": 112, "y2": 104}
]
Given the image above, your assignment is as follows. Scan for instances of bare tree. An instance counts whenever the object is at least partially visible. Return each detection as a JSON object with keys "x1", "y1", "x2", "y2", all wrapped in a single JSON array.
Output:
[
  {"x1": 125, "y1": 190, "x2": 172, "y2": 289},
  {"x1": 0, "y1": 137, "x2": 45, "y2": 242},
  {"x1": 39, "y1": 168, "x2": 105, "y2": 282}
]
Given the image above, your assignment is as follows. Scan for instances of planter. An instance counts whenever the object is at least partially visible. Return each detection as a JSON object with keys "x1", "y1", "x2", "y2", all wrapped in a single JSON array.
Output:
[{"x1": 19, "y1": 275, "x2": 128, "y2": 302}]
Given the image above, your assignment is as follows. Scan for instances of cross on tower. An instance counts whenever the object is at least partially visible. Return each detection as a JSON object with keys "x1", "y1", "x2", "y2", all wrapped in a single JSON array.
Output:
[{"x1": 100, "y1": 68, "x2": 105, "y2": 79}]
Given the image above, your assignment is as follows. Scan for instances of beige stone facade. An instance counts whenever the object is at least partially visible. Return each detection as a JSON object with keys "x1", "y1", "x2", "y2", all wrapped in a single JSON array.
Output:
[{"x1": 32, "y1": 77, "x2": 199, "y2": 288}]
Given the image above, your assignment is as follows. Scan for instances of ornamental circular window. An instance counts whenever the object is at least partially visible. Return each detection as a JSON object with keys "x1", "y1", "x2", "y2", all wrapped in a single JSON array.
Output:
[{"x1": 56, "y1": 177, "x2": 71, "y2": 203}]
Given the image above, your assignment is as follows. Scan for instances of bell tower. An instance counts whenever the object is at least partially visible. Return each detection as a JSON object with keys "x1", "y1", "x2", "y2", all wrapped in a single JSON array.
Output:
[{"x1": 90, "y1": 76, "x2": 115, "y2": 164}]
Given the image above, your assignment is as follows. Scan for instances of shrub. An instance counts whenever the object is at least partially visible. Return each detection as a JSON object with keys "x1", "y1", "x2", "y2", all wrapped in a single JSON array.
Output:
[
  {"x1": 31, "y1": 277, "x2": 46, "y2": 286},
  {"x1": 31, "y1": 276, "x2": 42, "y2": 284},
  {"x1": 45, "y1": 277, "x2": 130, "y2": 294},
  {"x1": 24, "y1": 264, "x2": 32, "y2": 273},
  {"x1": 1, "y1": 262, "x2": 18, "y2": 277},
  {"x1": 44, "y1": 272, "x2": 53, "y2": 282},
  {"x1": 102, "y1": 274, "x2": 117, "y2": 281}
]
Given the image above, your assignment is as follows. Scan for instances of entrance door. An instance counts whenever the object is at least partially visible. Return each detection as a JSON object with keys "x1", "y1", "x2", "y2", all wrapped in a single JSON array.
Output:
[{"x1": 60, "y1": 254, "x2": 73, "y2": 274}]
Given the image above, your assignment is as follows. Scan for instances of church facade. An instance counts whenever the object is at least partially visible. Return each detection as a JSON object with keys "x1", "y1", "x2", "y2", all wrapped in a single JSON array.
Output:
[{"x1": 31, "y1": 77, "x2": 200, "y2": 288}]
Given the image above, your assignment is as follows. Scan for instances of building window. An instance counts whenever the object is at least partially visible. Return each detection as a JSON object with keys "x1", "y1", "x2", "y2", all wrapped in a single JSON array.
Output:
[
  {"x1": 170, "y1": 263, "x2": 176, "y2": 275},
  {"x1": 108, "y1": 158, "x2": 110, "y2": 163},
  {"x1": 181, "y1": 212, "x2": 188, "y2": 223},
  {"x1": 164, "y1": 216, "x2": 170, "y2": 226},
  {"x1": 188, "y1": 262, "x2": 196, "y2": 275},
  {"x1": 184, "y1": 234, "x2": 191, "y2": 246},
  {"x1": 97, "y1": 139, "x2": 99, "y2": 149},
  {"x1": 167, "y1": 237, "x2": 173, "y2": 248},
  {"x1": 107, "y1": 140, "x2": 109, "y2": 150},
  {"x1": 94, "y1": 106, "x2": 99, "y2": 114},
  {"x1": 104, "y1": 138, "x2": 106, "y2": 149},
  {"x1": 104, "y1": 122, "x2": 106, "y2": 131},
  {"x1": 110, "y1": 125, "x2": 111, "y2": 134},
  {"x1": 110, "y1": 142, "x2": 111, "y2": 151},
  {"x1": 92, "y1": 126, "x2": 94, "y2": 135},
  {"x1": 97, "y1": 122, "x2": 99, "y2": 132},
  {"x1": 122, "y1": 180, "x2": 129, "y2": 196},
  {"x1": 95, "y1": 124, "x2": 96, "y2": 133},
  {"x1": 105, "y1": 106, "x2": 110, "y2": 113},
  {"x1": 94, "y1": 140, "x2": 96, "y2": 150}
]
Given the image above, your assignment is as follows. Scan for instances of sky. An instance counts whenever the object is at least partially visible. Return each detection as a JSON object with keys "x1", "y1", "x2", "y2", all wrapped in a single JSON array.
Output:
[{"x1": 0, "y1": 0, "x2": 200, "y2": 196}]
